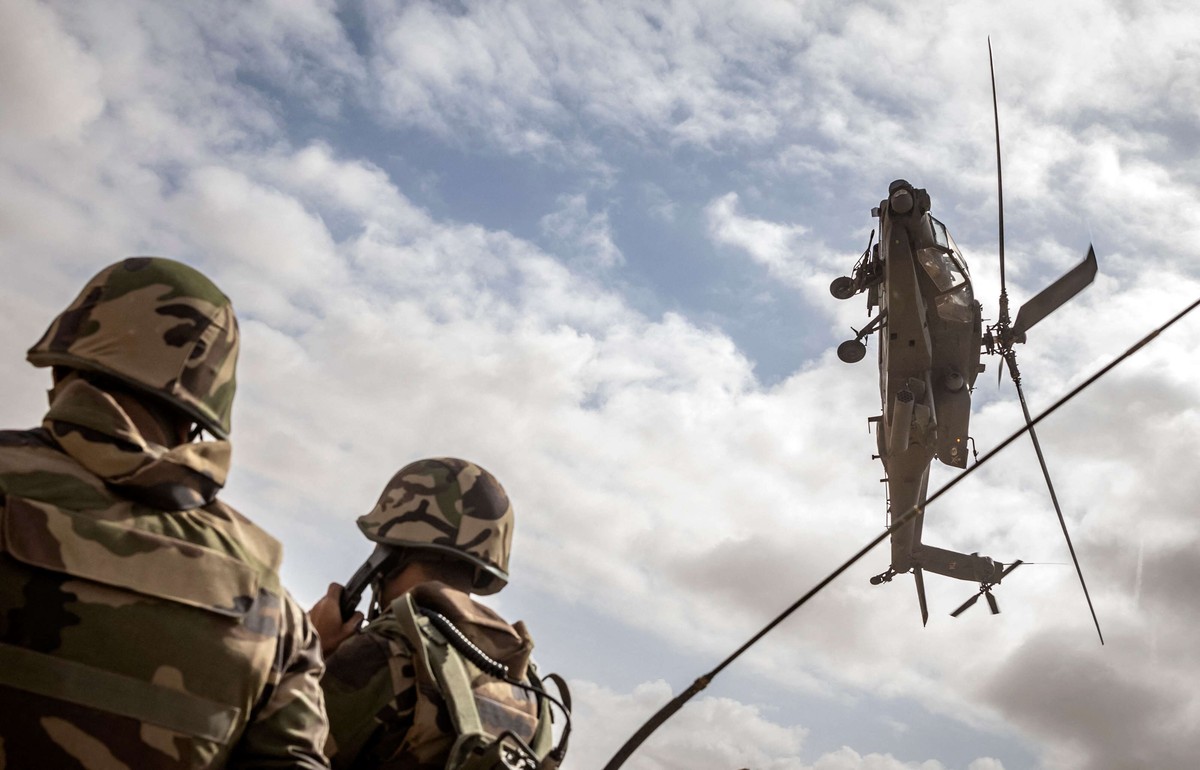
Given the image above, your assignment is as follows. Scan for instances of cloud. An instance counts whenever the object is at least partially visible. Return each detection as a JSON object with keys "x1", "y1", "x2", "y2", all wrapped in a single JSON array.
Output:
[
  {"x1": 0, "y1": 0, "x2": 104, "y2": 144},
  {"x1": 568, "y1": 679, "x2": 1009, "y2": 770},
  {"x1": 705, "y1": 191, "x2": 814, "y2": 283},
  {"x1": 360, "y1": 0, "x2": 815, "y2": 155},
  {"x1": 185, "y1": 0, "x2": 365, "y2": 117},
  {"x1": 984, "y1": 632, "x2": 1200, "y2": 770},
  {"x1": 540, "y1": 193, "x2": 625, "y2": 269},
  {"x1": 569, "y1": 679, "x2": 808, "y2": 770},
  {"x1": 704, "y1": 191, "x2": 870, "y2": 334}
]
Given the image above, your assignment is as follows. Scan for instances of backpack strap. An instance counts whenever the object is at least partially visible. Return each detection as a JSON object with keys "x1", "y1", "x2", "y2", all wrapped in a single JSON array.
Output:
[
  {"x1": 391, "y1": 594, "x2": 489, "y2": 760},
  {"x1": 391, "y1": 594, "x2": 566, "y2": 770},
  {"x1": 527, "y1": 667, "x2": 571, "y2": 769},
  {"x1": 526, "y1": 663, "x2": 553, "y2": 758}
]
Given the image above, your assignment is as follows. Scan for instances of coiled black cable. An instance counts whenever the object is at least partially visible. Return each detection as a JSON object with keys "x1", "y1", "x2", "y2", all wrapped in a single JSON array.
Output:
[
  {"x1": 420, "y1": 607, "x2": 573, "y2": 757},
  {"x1": 421, "y1": 608, "x2": 509, "y2": 677}
]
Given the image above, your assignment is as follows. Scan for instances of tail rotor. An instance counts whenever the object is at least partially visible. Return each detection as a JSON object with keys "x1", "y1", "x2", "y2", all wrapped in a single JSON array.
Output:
[{"x1": 951, "y1": 560, "x2": 1023, "y2": 618}]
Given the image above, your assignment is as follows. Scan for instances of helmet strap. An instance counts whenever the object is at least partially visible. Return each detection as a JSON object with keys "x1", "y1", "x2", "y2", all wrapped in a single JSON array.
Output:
[{"x1": 367, "y1": 576, "x2": 382, "y2": 621}]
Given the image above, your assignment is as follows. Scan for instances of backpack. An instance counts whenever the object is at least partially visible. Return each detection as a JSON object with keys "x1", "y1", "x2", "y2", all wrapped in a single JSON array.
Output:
[{"x1": 392, "y1": 594, "x2": 571, "y2": 770}]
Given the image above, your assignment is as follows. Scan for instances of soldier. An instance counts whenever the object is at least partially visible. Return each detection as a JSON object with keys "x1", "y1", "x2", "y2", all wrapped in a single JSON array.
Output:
[
  {"x1": 309, "y1": 457, "x2": 568, "y2": 770},
  {"x1": 0, "y1": 257, "x2": 330, "y2": 768}
]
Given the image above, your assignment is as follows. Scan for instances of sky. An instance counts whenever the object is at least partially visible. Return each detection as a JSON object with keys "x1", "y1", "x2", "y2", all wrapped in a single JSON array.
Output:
[{"x1": 2, "y1": 1, "x2": 1199, "y2": 768}]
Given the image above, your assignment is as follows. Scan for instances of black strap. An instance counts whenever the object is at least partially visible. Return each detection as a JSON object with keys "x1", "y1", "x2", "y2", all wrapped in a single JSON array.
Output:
[{"x1": 0, "y1": 643, "x2": 241, "y2": 743}]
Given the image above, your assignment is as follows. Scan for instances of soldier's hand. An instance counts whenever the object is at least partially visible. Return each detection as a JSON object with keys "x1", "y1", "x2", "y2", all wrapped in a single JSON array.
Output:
[{"x1": 308, "y1": 582, "x2": 363, "y2": 658}]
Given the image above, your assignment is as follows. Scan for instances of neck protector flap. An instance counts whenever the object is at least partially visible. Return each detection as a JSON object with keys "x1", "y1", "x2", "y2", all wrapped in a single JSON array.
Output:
[{"x1": 44, "y1": 378, "x2": 231, "y2": 510}]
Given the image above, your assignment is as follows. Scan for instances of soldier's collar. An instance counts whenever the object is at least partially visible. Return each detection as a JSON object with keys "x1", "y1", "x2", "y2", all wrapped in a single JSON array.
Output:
[{"x1": 43, "y1": 378, "x2": 230, "y2": 510}]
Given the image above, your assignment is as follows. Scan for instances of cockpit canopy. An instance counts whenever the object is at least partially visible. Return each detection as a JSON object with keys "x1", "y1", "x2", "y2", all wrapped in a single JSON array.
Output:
[{"x1": 916, "y1": 215, "x2": 974, "y2": 323}]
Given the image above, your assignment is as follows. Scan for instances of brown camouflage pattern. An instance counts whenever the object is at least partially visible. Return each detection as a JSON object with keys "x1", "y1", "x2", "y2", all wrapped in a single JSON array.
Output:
[
  {"x1": 357, "y1": 459, "x2": 513, "y2": 595},
  {"x1": 0, "y1": 378, "x2": 329, "y2": 767},
  {"x1": 321, "y1": 583, "x2": 537, "y2": 770},
  {"x1": 28, "y1": 257, "x2": 240, "y2": 439},
  {"x1": 44, "y1": 377, "x2": 230, "y2": 511}
]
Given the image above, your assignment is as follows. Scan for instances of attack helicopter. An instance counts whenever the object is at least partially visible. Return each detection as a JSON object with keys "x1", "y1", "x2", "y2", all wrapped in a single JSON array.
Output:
[{"x1": 829, "y1": 48, "x2": 1102, "y2": 635}]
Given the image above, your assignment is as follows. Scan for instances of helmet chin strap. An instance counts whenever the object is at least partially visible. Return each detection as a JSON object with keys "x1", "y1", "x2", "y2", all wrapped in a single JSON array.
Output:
[
  {"x1": 367, "y1": 575, "x2": 386, "y2": 621},
  {"x1": 366, "y1": 550, "x2": 413, "y2": 621}
]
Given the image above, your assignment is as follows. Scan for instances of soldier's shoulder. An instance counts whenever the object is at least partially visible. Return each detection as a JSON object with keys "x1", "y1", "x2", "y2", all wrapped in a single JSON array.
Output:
[
  {"x1": 324, "y1": 612, "x2": 419, "y2": 691},
  {"x1": 324, "y1": 628, "x2": 396, "y2": 687},
  {"x1": 0, "y1": 427, "x2": 113, "y2": 507},
  {"x1": 200, "y1": 497, "x2": 285, "y2": 579},
  {"x1": 0, "y1": 426, "x2": 285, "y2": 580}
]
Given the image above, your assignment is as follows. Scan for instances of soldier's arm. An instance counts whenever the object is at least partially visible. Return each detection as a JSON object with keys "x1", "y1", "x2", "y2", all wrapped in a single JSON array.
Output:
[
  {"x1": 228, "y1": 592, "x2": 331, "y2": 769},
  {"x1": 321, "y1": 630, "x2": 421, "y2": 769}
]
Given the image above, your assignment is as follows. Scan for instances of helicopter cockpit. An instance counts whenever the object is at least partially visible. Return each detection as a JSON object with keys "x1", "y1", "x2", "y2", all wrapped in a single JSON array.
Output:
[{"x1": 916, "y1": 215, "x2": 974, "y2": 323}]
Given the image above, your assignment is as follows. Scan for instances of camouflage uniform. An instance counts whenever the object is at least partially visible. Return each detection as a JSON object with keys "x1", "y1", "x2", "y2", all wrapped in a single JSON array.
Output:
[
  {"x1": 320, "y1": 459, "x2": 548, "y2": 770},
  {"x1": 0, "y1": 258, "x2": 329, "y2": 768}
]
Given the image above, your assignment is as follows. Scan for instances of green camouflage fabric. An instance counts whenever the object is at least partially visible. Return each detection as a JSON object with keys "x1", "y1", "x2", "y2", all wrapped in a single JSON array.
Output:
[
  {"x1": 321, "y1": 582, "x2": 539, "y2": 770},
  {"x1": 357, "y1": 460, "x2": 513, "y2": 596},
  {"x1": 0, "y1": 361, "x2": 329, "y2": 766},
  {"x1": 27, "y1": 257, "x2": 240, "y2": 439}
]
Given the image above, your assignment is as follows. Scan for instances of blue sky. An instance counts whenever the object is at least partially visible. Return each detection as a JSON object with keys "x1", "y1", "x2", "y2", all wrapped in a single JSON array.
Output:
[{"x1": 3, "y1": 2, "x2": 1200, "y2": 769}]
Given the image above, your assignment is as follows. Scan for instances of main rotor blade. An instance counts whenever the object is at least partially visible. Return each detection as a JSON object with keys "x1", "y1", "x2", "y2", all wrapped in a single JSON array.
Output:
[
  {"x1": 989, "y1": 38, "x2": 1009, "y2": 322},
  {"x1": 986, "y1": 592, "x2": 1000, "y2": 615},
  {"x1": 1007, "y1": 354, "x2": 1105, "y2": 644},
  {"x1": 951, "y1": 592, "x2": 980, "y2": 618},
  {"x1": 914, "y1": 567, "x2": 929, "y2": 627},
  {"x1": 1012, "y1": 246, "x2": 1098, "y2": 340}
]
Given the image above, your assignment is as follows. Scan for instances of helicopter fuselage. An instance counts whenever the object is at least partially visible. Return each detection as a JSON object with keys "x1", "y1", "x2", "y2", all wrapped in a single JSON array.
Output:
[
  {"x1": 833, "y1": 180, "x2": 999, "y2": 590},
  {"x1": 874, "y1": 182, "x2": 983, "y2": 572}
]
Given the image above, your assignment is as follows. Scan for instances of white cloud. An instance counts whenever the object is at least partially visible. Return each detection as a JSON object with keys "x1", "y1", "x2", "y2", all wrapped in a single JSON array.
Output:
[
  {"x1": 569, "y1": 679, "x2": 807, "y2": 769},
  {"x1": 568, "y1": 679, "x2": 1010, "y2": 769},
  {"x1": 188, "y1": 0, "x2": 365, "y2": 116},
  {"x1": 361, "y1": 0, "x2": 816, "y2": 155},
  {"x1": 540, "y1": 193, "x2": 625, "y2": 269},
  {"x1": 705, "y1": 191, "x2": 814, "y2": 283},
  {"x1": 0, "y1": 0, "x2": 104, "y2": 144}
]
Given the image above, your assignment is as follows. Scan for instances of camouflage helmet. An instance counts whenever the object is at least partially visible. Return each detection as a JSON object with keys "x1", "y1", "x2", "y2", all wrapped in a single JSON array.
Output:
[
  {"x1": 27, "y1": 257, "x2": 239, "y2": 438},
  {"x1": 357, "y1": 457, "x2": 514, "y2": 595}
]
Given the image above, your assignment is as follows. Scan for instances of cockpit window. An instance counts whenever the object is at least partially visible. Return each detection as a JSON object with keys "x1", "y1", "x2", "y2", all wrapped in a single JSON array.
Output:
[
  {"x1": 917, "y1": 245, "x2": 965, "y2": 292},
  {"x1": 919, "y1": 217, "x2": 973, "y2": 323},
  {"x1": 929, "y1": 216, "x2": 951, "y2": 251},
  {"x1": 945, "y1": 230, "x2": 968, "y2": 273}
]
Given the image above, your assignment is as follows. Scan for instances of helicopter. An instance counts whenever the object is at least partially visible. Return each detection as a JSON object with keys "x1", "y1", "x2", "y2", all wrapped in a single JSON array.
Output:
[
  {"x1": 830, "y1": 179, "x2": 1098, "y2": 628},
  {"x1": 828, "y1": 50, "x2": 1102, "y2": 635}
]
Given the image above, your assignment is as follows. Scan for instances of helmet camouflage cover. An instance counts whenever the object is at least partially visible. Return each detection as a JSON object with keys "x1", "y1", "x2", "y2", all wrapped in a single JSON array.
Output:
[
  {"x1": 358, "y1": 457, "x2": 514, "y2": 594},
  {"x1": 27, "y1": 257, "x2": 239, "y2": 438}
]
